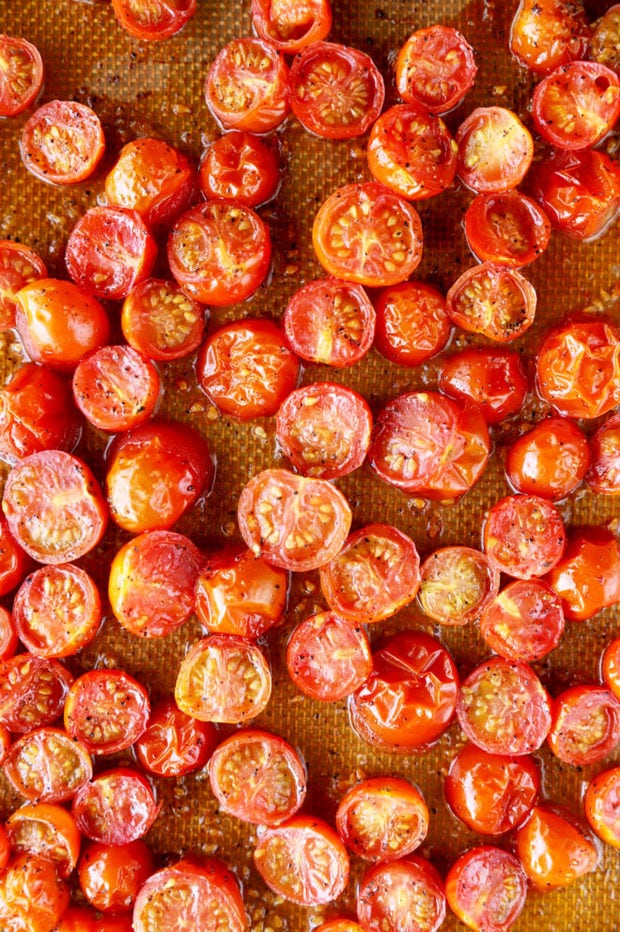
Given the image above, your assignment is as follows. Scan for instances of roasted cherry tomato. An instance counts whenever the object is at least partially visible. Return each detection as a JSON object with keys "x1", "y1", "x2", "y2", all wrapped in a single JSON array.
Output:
[
  {"x1": 72, "y1": 345, "x2": 160, "y2": 433},
  {"x1": 0, "y1": 654, "x2": 73, "y2": 733},
  {"x1": 532, "y1": 62, "x2": 620, "y2": 151},
  {"x1": 205, "y1": 37, "x2": 289, "y2": 133},
  {"x1": 438, "y1": 347, "x2": 529, "y2": 425},
  {"x1": 251, "y1": 0, "x2": 332, "y2": 53},
  {"x1": 73, "y1": 768, "x2": 160, "y2": 845},
  {"x1": 64, "y1": 669, "x2": 150, "y2": 756},
  {"x1": 0, "y1": 35, "x2": 44, "y2": 117},
  {"x1": 418, "y1": 546, "x2": 500, "y2": 626},
  {"x1": 373, "y1": 280, "x2": 450, "y2": 367},
  {"x1": 483, "y1": 493, "x2": 566, "y2": 579},
  {"x1": 546, "y1": 526, "x2": 620, "y2": 621},
  {"x1": 456, "y1": 107, "x2": 533, "y2": 193},
  {"x1": 457, "y1": 657, "x2": 552, "y2": 756},
  {"x1": 135, "y1": 697, "x2": 217, "y2": 777},
  {"x1": 286, "y1": 611, "x2": 372, "y2": 701},
  {"x1": 336, "y1": 776, "x2": 429, "y2": 861},
  {"x1": 254, "y1": 816, "x2": 349, "y2": 906},
  {"x1": 283, "y1": 277, "x2": 376, "y2": 367},
  {"x1": 289, "y1": 41, "x2": 384, "y2": 139},
  {"x1": 315, "y1": 921, "x2": 364, "y2": 932},
  {"x1": 199, "y1": 131, "x2": 280, "y2": 207},
  {"x1": 585, "y1": 767, "x2": 620, "y2": 848},
  {"x1": 0, "y1": 824, "x2": 9, "y2": 874},
  {"x1": 237, "y1": 467, "x2": 352, "y2": 572},
  {"x1": 0, "y1": 604, "x2": 17, "y2": 659},
  {"x1": 509, "y1": 0, "x2": 590, "y2": 73},
  {"x1": 445, "y1": 743, "x2": 540, "y2": 834},
  {"x1": 515, "y1": 805, "x2": 599, "y2": 890},
  {"x1": 20, "y1": 100, "x2": 105, "y2": 186},
  {"x1": 603, "y1": 636, "x2": 620, "y2": 702},
  {"x1": 6, "y1": 803, "x2": 81, "y2": 878},
  {"x1": 111, "y1": 0, "x2": 196, "y2": 42},
  {"x1": 349, "y1": 630, "x2": 459, "y2": 752},
  {"x1": 445, "y1": 846, "x2": 527, "y2": 932},
  {"x1": 357, "y1": 855, "x2": 446, "y2": 932},
  {"x1": 312, "y1": 182, "x2": 423, "y2": 287},
  {"x1": 587, "y1": 412, "x2": 620, "y2": 494},
  {"x1": 3, "y1": 726, "x2": 92, "y2": 802},
  {"x1": 175, "y1": 634, "x2": 272, "y2": 723},
  {"x1": 506, "y1": 416, "x2": 590, "y2": 501},
  {"x1": 395, "y1": 25, "x2": 476, "y2": 113},
  {"x1": 464, "y1": 190, "x2": 551, "y2": 267},
  {"x1": 446, "y1": 263, "x2": 537, "y2": 342},
  {"x1": 479, "y1": 579, "x2": 565, "y2": 662},
  {"x1": 591, "y1": 4, "x2": 620, "y2": 73},
  {"x1": 121, "y1": 278, "x2": 206, "y2": 362},
  {"x1": 208, "y1": 728, "x2": 307, "y2": 825},
  {"x1": 0, "y1": 853, "x2": 69, "y2": 932},
  {"x1": 197, "y1": 319, "x2": 299, "y2": 419},
  {"x1": 0, "y1": 239, "x2": 46, "y2": 330},
  {"x1": 78, "y1": 840, "x2": 155, "y2": 914},
  {"x1": 548, "y1": 685, "x2": 620, "y2": 766}
]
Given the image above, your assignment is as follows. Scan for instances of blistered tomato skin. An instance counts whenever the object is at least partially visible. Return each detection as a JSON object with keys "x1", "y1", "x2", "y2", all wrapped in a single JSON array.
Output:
[
  {"x1": 515, "y1": 805, "x2": 600, "y2": 891},
  {"x1": 135, "y1": 698, "x2": 217, "y2": 778},
  {"x1": 505, "y1": 416, "x2": 590, "y2": 501},
  {"x1": 587, "y1": 412, "x2": 620, "y2": 494},
  {"x1": 438, "y1": 347, "x2": 529, "y2": 425},
  {"x1": 545, "y1": 526, "x2": 620, "y2": 621},
  {"x1": 373, "y1": 281, "x2": 451, "y2": 367}
]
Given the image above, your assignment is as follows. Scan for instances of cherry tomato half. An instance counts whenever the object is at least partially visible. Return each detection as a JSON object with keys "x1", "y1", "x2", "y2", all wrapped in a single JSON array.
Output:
[
  {"x1": 3, "y1": 726, "x2": 93, "y2": 802},
  {"x1": 0, "y1": 603, "x2": 17, "y2": 658},
  {"x1": 509, "y1": 0, "x2": 591, "y2": 74},
  {"x1": 515, "y1": 805, "x2": 599, "y2": 890},
  {"x1": 547, "y1": 685, "x2": 620, "y2": 766},
  {"x1": 72, "y1": 768, "x2": 160, "y2": 845},
  {"x1": 603, "y1": 636, "x2": 620, "y2": 702},
  {"x1": 585, "y1": 767, "x2": 620, "y2": 849},
  {"x1": 111, "y1": 0, "x2": 196, "y2": 42},
  {"x1": 418, "y1": 546, "x2": 500, "y2": 626},
  {"x1": 464, "y1": 190, "x2": 551, "y2": 268},
  {"x1": 357, "y1": 856, "x2": 446, "y2": 932},
  {"x1": 445, "y1": 846, "x2": 527, "y2": 932},
  {"x1": 0, "y1": 853, "x2": 69, "y2": 932},
  {"x1": 72, "y1": 345, "x2": 160, "y2": 433},
  {"x1": 336, "y1": 776, "x2": 429, "y2": 861},
  {"x1": 121, "y1": 278, "x2": 206, "y2": 362},
  {"x1": 506, "y1": 416, "x2": 590, "y2": 501},
  {"x1": 135, "y1": 697, "x2": 217, "y2": 777},
  {"x1": 64, "y1": 668, "x2": 150, "y2": 756},
  {"x1": 438, "y1": 347, "x2": 529, "y2": 425},
  {"x1": 6, "y1": 803, "x2": 81, "y2": 878},
  {"x1": 0, "y1": 35, "x2": 44, "y2": 117},
  {"x1": 251, "y1": 0, "x2": 332, "y2": 53},
  {"x1": 373, "y1": 280, "x2": 451, "y2": 367},
  {"x1": 78, "y1": 840, "x2": 155, "y2": 914},
  {"x1": 546, "y1": 526, "x2": 620, "y2": 621},
  {"x1": 532, "y1": 61, "x2": 620, "y2": 151},
  {"x1": 199, "y1": 131, "x2": 280, "y2": 207},
  {"x1": 0, "y1": 239, "x2": 47, "y2": 331},
  {"x1": 286, "y1": 611, "x2": 372, "y2": 701},
  {"x1": 591, "y1": 4, "x2": 620, "y2": 74},
  {"x1": 587, "y1": 412, "x2": 620, "y2": 495},
  {"x1": 20, "y1": 100, "x2": 105, "y2": 185},
  {"x1": 479, "y1": 579, "x2": 565, "y2": 662},
  {"x1": 395, "y1": 25, "x2": 477, "y2": 114},
  {"x1": 483, "y1": 493, "x2": 566, "y2": 579},
  {"x1": 446, "y1": 263, "x2": 537, "y2": 343},
  {"x1": 0, "y1": 654, "x2": 73, "y2": 733},
  {"x1": 456, "y1": 107, "x2": 533, "y2": 193}
]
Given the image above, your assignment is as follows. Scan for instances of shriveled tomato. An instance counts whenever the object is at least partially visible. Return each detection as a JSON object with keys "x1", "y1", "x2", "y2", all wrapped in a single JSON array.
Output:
[
  {"x1": 591, "y1": 4, "x2": 620, "y2": 73},
  {"x1": 587, "y1": 412, "x2": 620, "y2": 494},
  {"x1": 445, "y1": 743, "x2": 539, "y2": 835},
  {"x1": 603, "y1": 636, "x2": 620, "y2": 702},
  {"x1": 548, "y1": 685, "x2": 620, "y2": 766},
  {"x1": 464, "y1": 190, "x2": 551, "y2": 267},
  {"x1": 0, "y1": 604, "x2": 17, "y2": 659},
  {"x1": 439, "y1": 347, "x2": 529, "y2": 425},
  {"x1": 121, "y1": 278, "x2": 205, "y2": 362},
  {"x1": 135, "y1": 697, "x2": 217, "y2": 777},
  {"x1": 515, "y1": 805, "x2": 599, "y2": 890},
  {"x1": 546, "y1": 526, "x2": 620, "y2": 621},
  {"x1": 78, "y1": 840, "x2": 155, "y2": 914},
  {"x1": 373, "y1": 280, "x2": 450, "y2": 367},
  {"x1": 286, "y1": 611, "x2": 372, "y2": 701},
  {"x1": 0, "y1": 654, "x2": 73, "y2": 733},
  {"x1": 446, "y1": 263, "x2": 537, "y2": 342},
  {"x1": 532, "y1": 62, "x2": 620, "y2": 151},
  {"x1": 479, "y1": 579, "x2": 565, "y2": 662},
  {"x1": 445, "y1": 846, "x2": 527, "y2": 932},
  {"x1": 395, "y1": 25, "x2": 476, "y2": 113},
  {"x1": 20, "y1": 100, "x2": 105, "y2": 185},
  {"x1": 199, "y1": 131, "x2": 280, "y2": 207},
  {"x1": 357, "y1": 856, "x2": 446, "y2": 932},
  {"x1": 111, "y1": 0, "x2": 196, "y2": 41},
  {"x1": 64, "y1": 669, "x2": 150, "y2": 756},
  {"x1": 73, "y1": 768, "x2": 160, "y2": 845},
  {"x1": 418, "y1": 546, "x2": 500, "y2": 626},
  {"x1": 289, "y1": 41, "x2": 384, "y2": 139},
  {"x1": 483, "y1": 494, "x2": 566, "y2": 579},
  {"x1": 251, "y1": 0, "x2": 332, "y2": 53},
  {"x1": 0, "y1": 240, "x2": 46, "y2": 330},
  {"x1": 349, "y1": 630, "x2": 459, "y2": 752},
  {"x1": 585, "y1": 767, "x2": 620, "y2": 848},
  {"x1": 6, "y1": 803, "x2": 81, "y2": 878},
  {"x1": 456, "y1": 107, "x2": 533, "y2": 193},
  {"x1": 0, "y1": 853, "x2": 69, "y2": 932},
  {"x1": 3, "y1": 727, "x2": 93, "y2": 802},
  {"x1": 312, "y1": 182, "x2": 423, "y2": 287},
  {"x1": 336, "y1": 776, "x2": 429, "y2": 861},
  {"x1": 254, "y1": 816, "x2": 349, "y2": 906},
  {"x1": 209, "y1": 728, "x2": 306, "y2": 825},
  {"x1": 72, "y1": 345, "x2": 160, "y2": 433},
  {"x1": 506, "y1": 416, "x2": 590, "y2": 501},
  {"x1": 0, "y1": 35, "x2": 44, "y2": 117},
  {"x1": 509, "y1": 0, "x2": 590, "y2": 73}
]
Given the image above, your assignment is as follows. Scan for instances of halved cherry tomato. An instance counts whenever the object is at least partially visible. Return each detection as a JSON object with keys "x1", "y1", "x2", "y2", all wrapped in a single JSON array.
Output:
[
  {"x1": 395, "y1": 25, "x2": 477, "y2": 114},
  {"x1": 254, "y1": 816, "x2": 349, "y2": 906},
  {"x1": 197, "y1": 318, "x2": 299, "y2": 419},
  {"x1": 373, "y1": 280, "x2": 450, "y2": 367},
  {"x1": 546, "y1": 526, "x2": 620, "y2": 621},
  {"x1": 587, "y1": 412, "x2": 620, "y2": 494},
  {"x1": 585, "y1": 767, "x2": 620, "y2": 848},
  {"x1": 237, "y1": 467, "x2": 352, "y2": 572},
  {"x1": 175, "y1": 634, "x2": 272, "y2": 723},
  {"x1": 276, "y1": 382, "x2": 372, "y2": 479},
  {"x1": 208, "y1": 728, "x2": 306, "y2": 824},
  {"x1": 418, "y1": 546, "x2": 500, "y2": 626},
  {"x1": 199, "y1": 131, "x2": 280, "y2": 207},
  {"x1": 205, "y1": 37, "x2": 289, "y2": 133},
  {"x1": 72, "y1": 768, "x2": 160, "y2": 845},
  {"x1": 515, "y1": 805, "x2": 599, "y2": 890},
  {"x1": 0, "y1": 35, "x2": 44, "y2": 117},
  {"x1": 445, "y1": 743, "x2": 540, "y2": 834},
  {"x1": 483, "y1": 494, "x2": 566, "y2": 579},
  {"x1": 591, "y1": 5, "x2": 620, "y2": 73},
  {"x1": 464, "y1": 190, "x2": 551, "y2": 268},
  {"x1": 64, "y1": 669, "x2": 150, "y2": 756},
  {"x1": 603, "y1": 636, "x2": 620, "y2": 702},
  {"x1": 319, "y1": 523, "x2": 420, "y2": 624},
  {"x1": 111, "y1": 0, "x2": 196, "y2": 41},
  {"x1": 0, "y1": 604, "x2": 17, "y2": 659},
  {"x1": 479, "y1": 579, "x2": 565, "y2": 662},
  {"x1": 251, "y1": 0, "x2": 332, "y2": 53},
  {"x1": 0, "y1": 824, "x2": 9, "y2": 872},
  {"x1": 3, "y1": 727, "x2": 93, "y2": 802},
  {"x1": 446, "y1": 846, "x2": 527, "y2": 932},
  {"x1": 509, "y1": 0, "x2": 591, "y2": 74},
  {"x1": 446, "y1": 263, "x2": 537, "y2": 342},
  {"x1": 132, "y1": 858, "x2": 247, "y2": 932},
  {"x1": 13, "y1": 563, "x2": 102, "y2": 658},
  {"x1": 457, "y1": 657, "x2": 552, "y2": 756},
  {"x1": 135, "y1": 697, "x2": 217, "y2": 777},
  {"x1": 0, "y1": 853, "x2": 69, "y2": 932},
  {"x1": 283, "y1": 277, "x2": 376, "y2": 367},
  {"x1": 547, "y1": 685, "x2": 620, "y2": 766},
  {"x1": 78, "y1": 840, "x2": 155, "y2": 914},
  {"x1": 357, "y1": 855, "x2": 446, "y2": 932},
  {"x1": 285, "y1": 611, "x2": 372, "y2": 700},
  {"x1": 506, "y1": 416, "x2": 590, "y2": 501},
  {"x1": 121, "y1": 278, "x2": 205, "y2": 362},
  {"x1": 20, "y1": 100, "x2": 105, "y2": 186},
  {"x1": 312, "y1": 182, "x2": 424, "y2": 287},
  {"x1": 0, "y1": 240, "x2": 46, "y2": 330},
  {"x1": 6, "y1": 803, "x2": 81, "y2": 878},
  {"x1": 439, "y1": 347, "x2": 529, "y2": 425},
  {"x1": 0, "y1": 654, "x2": 73, "y2": 733},
  {"x1": 456, "y1": 108, "x2": 533, "y2": 193},
  {"x1": 349, "y1": 630, "x2": 459, "y2": 752},
  {"x1": 532, "y1": 62, "x2": 620, "y2": 150},
  {"x1": 72, "y1": 345, "x2": 160, "y2": 433},
  {"x1": 336, "y1": 776, "x2": 429, "y2": 861},
  {"x1": 289, "y1": 41, "x2": 384, "y2": 139}
]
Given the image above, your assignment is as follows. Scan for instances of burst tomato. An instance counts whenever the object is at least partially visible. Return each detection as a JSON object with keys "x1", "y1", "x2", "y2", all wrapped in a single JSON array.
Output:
[
  {"x1": 547, "y1": 685, "x2": 620, "y2": 766},
  {"x1": 464, "y1": 190, "x2": 551, "y2": 267},
  {"x1": 357, "y1": 856, "x2": 446, "y2": 932},
  {"x1": 72, "y1": 768, "x2": 160, "y2": 845},
  {"x1": 135, "y1": 697, "x2": 217, "y2": 777},
  {"x1": 445, "y1": 846, "x2": 527, "y2": 932},
  {"x1": 3, "y1": 727, "x2": 93, "y2": 802},
  {"x1": 515, "y1": 805, "x2": 600, "y2": 890},
  {"x1": 72, "y1": 345, "x2": 160, "y2": 433},
  {"x1": 6, "y1": 803, "x2": 81, "y2": 878},
  {"x1": 438, "y1": 347, "x2": 529, "y2": 425},
  {"x1": 199, "y1": 131, "x2": 280, "y2": 207},
  {"x1": 78, "y1": 840, "x2": 155, "y2": 914},
  {"x1": 121, "y1": 278, "x2": 206, "y2": 362},
  {"x1": 587, "y1": 412, "x2": 620, "y2": 494},
  {"x1": 336, "y1": 776, "x2": 429, "y2": 861},
  {"x1": 286, "y1": 611, "x2": 372, "y2": 701},
  {"x1": 585, "y1": 767, "x2": 620, "y2": 849},
  {"x1": 64, "y1": 669, "x2": 150, "y2": 756},
  {"x1": 546, "y1": 526, "x2": 620, "y2": 621},
  {"x1": 373, "y1": 280, "x2": 451, "y2": 367},
  {"x1": 479, "y1": 579, "x2": 565, "y2": 662},
  {"x1": 0, "y1": 853, "x2": 70, "y2": 932},
  {"x1": 251, "y1": 0, "x2": 332, "y2": 53},
  {"x1": 510, "y1": 0, "x2": 590, "y2": 73},
  {"x1": 418, "y1": 546, "x2": 500, "y2": 626},
  {"x1": 456, "y1": 107, "x2": 533, "y2": 193},
  {"x1": 0, "y1": 654, "x2": 73, "y2": 733},
  {"x1": 111, "y1": 0, "x2": 196, "y2": 41},
  {"x1": 0, "y1": 240, "x2": 46, "y2": 331},
  {"x1": 446, "y1": 263, "x2": 537, "y2": 342},
  {"x1": 0, "y1": 35, "x2": 44, "y2": 117},
  {"x1": 532, "y1": 62, "x2": 620, "y2": 151},
  {"x1": 20, "y1": 100, "x2": 105, "y2": 186},
  {"x1": 483, "y1": 493, "x2": 566, "y2": 579},
  {"x1": 506, "y1": 416, "x2": 590, "y2": 500},
  {"x1": 395, "y1": 25, "x2": 476, "y2": 113}
]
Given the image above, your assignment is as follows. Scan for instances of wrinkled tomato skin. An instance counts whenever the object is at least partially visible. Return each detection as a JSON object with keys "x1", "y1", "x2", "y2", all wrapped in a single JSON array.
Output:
[
  {"x1": 251, "y1": 0, "x2": 332, "y2": 53},
  {"x1": 395, "y1": 25, "x2": 477, "y2": 114},
  {"x1": 6, "y1": 802, "x2": 81, "y2": 878},
  {"x1": 335, "y1": 776, "x2": 429, "y2": 861},
  {"x1": 199, "y1": 131, "x2": 280, "y2": 207},
  {"x1": 445, "y1": 846, "x2": 527, "y2": 932},
  {"x1": 439, "y1": 347, "x2": 529, "y2": 425},
  {"x1": 509, "y1": 0, "x2": 591, "y2": 74},
  {"x1": 532, "y1": 62, "x2": 620, "y2": 152},
  {"x1": 0, "y1": 35, "x2": 44, "y2": 117},
  {"x1": 506, "y1": 416, "x2": 590, "y2": 501},
  {"x1": 464, "y1": 190, "x2": 551, "y2": 268},
  {"x1": 20, "y1": 100, "x2": 105, "y2": 186},
  {"x1": 515, "y1": 805, "x2": 600, "y2": 891},
  {"x1": 112, "y1": 0, "x2": 196, "y2": 41},
  {"x1": 0, "y1": 853, "x2": 70, "y2": 932},
  {"x1": 603, "y1": 636, "x2": 620, "y2": 702},
  {"x1": 587, "y1": 412, "x2": 620, "y2": 494},
  {"x1": 483, "y1": 493, "x2": 566, "y2": 579},
  {"x1": 547, "y1": 685, "x2": 620, "y2": 766},
  {"x1": 418, "y1": 546, "x2": 500, "y2": 626},
  {"x1": 0, "y1": 513, "x2": 31, "y2": 597},
  {"x1": 78, "y1": 840, "x2": 155, "y2": 915},
  {"x1": 64, "y1": 668, "x2": 150, "y2": 756},
  {"x1": 135, "y1": 697, "x2": 217, "y2": 777},
  {"x1": 72, "y1": 768, "x2": 160, "y2": 846},
  {"x1": 286, "y1": 611, "x2": 372, "y2": 701},
  {"x1": 0, "y1": 654, "x2": 73, "y2": 734},
  {"x1": 0, "y1": 240, "x2": 47, "y2": 331},
  {"x1": 585, "y1": 767, "x2": 620, "y2": 848},
  {"x1": 545, "y1": 526, "x2": 620, "y2": 621},
  {"x1": 373, "y1": 281, "x2": 451, "y2": 367},
  {"x1": 357, "y1": 855, "x2": 446, "y2": 932}
]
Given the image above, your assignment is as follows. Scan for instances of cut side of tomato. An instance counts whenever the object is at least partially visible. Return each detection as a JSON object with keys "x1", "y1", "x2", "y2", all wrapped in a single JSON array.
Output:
[
  {"x1": 286, "y1": 611, "x2": 372, "y2": 701},
  {"x1": 0, "y1": 35, "x2": 44, "y2": 117},
  {"x1": 532, "y1": 61, "x2": 620, "y2": 151},
  {"x1": 336, "y1": 776, "x2": 429, "y2": 861},
  {"x1": 395, "y1": 25, "x2": 477, "y2": 113},
  {"x1": 64, "y1": 669, "x2": 150, "y2": 756},
  {"x1": 418, "y1": 546, "x2": 500, "y2": 626},
  {"x1": 446, "y1": 263, "x2": 537, "y2": 342},
  {"x1": 456, "y1": 107, "x2": 533, "y2": 193},
  {"x1": 20, "y1": 100, "x2": 105, "y2": 186},
  {"x1": 0, "y1": 240, "x2": 47, "y2": 331}
]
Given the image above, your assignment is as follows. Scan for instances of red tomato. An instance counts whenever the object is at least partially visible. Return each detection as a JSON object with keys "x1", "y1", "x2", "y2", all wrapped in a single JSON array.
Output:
[
  {"x1": 509, "y1": 0, "x2": 591, "y2": 73},
  {"x1": 3, "y1": 727, "x2": 93, "y2": 802},
  {"x1": 64, "y1": 669, "x2": 150, "y2": 756},
  {"x1": 109, "y1": 529, "x2": 202, "y2": 638},
  {"x1": 336, "y1": 776, "x2": 429, "y2": 861},
  {"x1": 286, "y1": 611, "x2": 372, "y2": 701},
  {"x1": 373, "y1": 281, "x2": 451, "y2": 367},
  {"x1": 585, "y1": 766, "x2": 620, "y2": 848},
  {"x1": 368, "y1": 391, "x2": 491, "y2": 499},
  {"x1": 0, "y1": 240, "x2": 47, "y2": 330},
  {"x1": 319, "y1": 523, "x2": 420, "y2": 624},
  {"x1": 395, "y1": 25, "x2": 477, "y2": 113},
  {"x1": 506, "y1": 416, "x2": 590, "y2": 501},
  {"x1": 591, "y1": 5, "x2": 620, "y2": 73},
  {"x1": 0, "y1": 654, "x2": 73, "y2": 733},
  {"x1": 587, "y1": 412, "x2": 620, "y2": 494},
  {"x1": 135, "y1": 697, "x2": 217, "y2": 777},
  {"x1": 536, "y1": 317, "x2": 620, "y2": 418},
  {"x1": 0, "y1": 853, "x2": 69, "y2": 932},
  {"x1": 175, "y1": 634, "x2": 272, "y2": 723},
  {"x1": 197, "y1": 318, "x2": 299, "y2": 419},
  {"x1": 3, "y1": 449, "x2": 108, "y2": 564},
  {"x1": 0, "y1": 824, "x2": 9, "y2": 872},
  {"x1": 546, "y1": 526, "x2": 620, "y2": 621},
  {"x1": 208, "y1": 728, "x2": 306, "y2": 824},
  {"x1": 6, "y1": 803, "x2": 81, "y2": 878},
  {"x1": 349, "y1": 630, "x2": 459, "y2": 752},
  {"x1": 121, "y1": 278, "x2": 205, "y2": 362},
  {"x1": 446, "y1": 263, "x2": 537, "y2": 342},
  {"x1": 548, "y1": 685, "x2": 620, "y2": 766},
  {"x1": 20, "y1": 100, "x2": 105, "y2": 185},
  {"x1": 15, "y1": 278, "x2": 110, "y2": 372},
  {"x1": 316, "y1": 922, "x2": 364, "y2": 932},
  {"x1": 254, "y1": 816, "x2": 349, "y2": 906},
  {"x1": 456, "y1": 108, "x2": 533, "y2": 193},
  {"x1": 357, "y1": 855, "x2": 446, "y2": 932},
  {"x1": 418, "y1": 546, "x2": 500, "y2": 626},
  {"x1": 445, "y1": 743, "x2": 540, "y2": 834},
  {"x1": 251, "y1": 0, "x2": 332, "y2": 53},
  {"x1": 132, "y1": 858, "x2": 247, "y2": 932},
  {"x1": 457, "y1": 657, "x2": 552, "y2": 756},
  {"x1": 237, "y1": 467, "x2": 352, "y2": 572},
  {"x1": 0, "y1": 604, "x2": 17, "y2": 659},
  {"x1": 313, "y1": 182, "x2": 423, "y2": 287},
  {"x1": 479, "y1": 579, "x2": 565, "y2": 662},
  {"x1": 111, "y1": 0, "x2": 196, "y2": 42},
  {"x1": 438, "y1": 347, "x2": 529, "y2": 425},
  {"x1": 72, "y1": 345, "x2": 160, "y2": 433},
  {"x1": 603, "y1": 636, "x2": 620, "y2": 702},
  {"x1": 283, "y1": 277, "x2": 376, "y2": 367},
  {"x1": 72, "y1": 768, "x2": 160, "y2": 845},
  {"x1": 464, "y1": 190, "x2": 551, "y2": 268},
  {"x1": 199, "y1": 131, "x2": 280, "y2": 207},
  {"x1": 65, "y1": 206, "x2": 157, "y2": 301},
  {"x1": 0, "y1": 35, "x2": 44, "y2": 117},
  {"x1": 276, "y1": 382, "x2": 372, "y2": 479},
  {"x1": 13, "y1": 563, "x2": 102, "y2": 658},
  {"x1": 205, "y1": 37, "x2": 289, "y2": 133},
  {"x1": 515, "y1": 805, "x2": 599, "y2": 890},
  {"x1": 105, "y1": 420, "x2": 214, "y2": 533},
  {"x1": 78, "y1": 840, "x2": 155, "y2": 914},
  {"x1": 483, "y1": 494, "x2": 566, "y2": 579},
  {"x1": 289, "y1": 41, "x2": 384, "y2": 139},
  {"x1": 445, "y1": 846, "x2": 527, "y2": 932},
  {"x1": 195, "y1": 546, "x2": 287, "y2": 639},
  {"x1": 533, "y1": 62, "x2": 620, "y2": 150}
]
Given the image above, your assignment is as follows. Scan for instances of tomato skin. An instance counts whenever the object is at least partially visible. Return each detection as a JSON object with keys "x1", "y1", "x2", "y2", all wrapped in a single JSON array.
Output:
[
  {"x1": 418, "y1": 546, "x2": 500, "y2": 626},
  {"x1": 0, "y1": 35, "x2": 44, "y2": 117},
  {"x1": 446, "y1": 263, "x2": 537, "y2": 343},
  {"x1": 72, "y1": 345, "x2": 160, "y2": 433},
  {"x1": 510, "y1": 0, "x2": 591, "y2": 74},
  {"x1": 547, "y1": 685, "x2": 620, "y2": 766},
  {"x1": 315, "y1": 921, "x2": 364, "y2": 932},
  {"x1": 603, "y1": 636, "x2": 620, "y2": 702},
  {"x1": 373, "y1": 281, "x2": 450, "y2": 367},
  {"x1": 336, "y1": 776, "x2": 429, "y2": 861},
  {"x1": 464, "y1": 190, "x2": 551, "y2": 268},
  {"x1": 483, "y1": 494, "x2": 566, "y2": 579},
  {"x1": 0, "y1": 853, "x2": 70, "y2": 932},
  {"x1": 445, "y1": 846, "x2": 527, "y2": 932},
  {"x1": 135, "y1": 697, "x2": 217, "y2": 777},
  {"x1": 515, "y1": 805, "x2": 600, "y2": 891},
  {"x1": 122, "y1": 278, "x2": 205, "y2": 362},
  {"x1": 78, "y1": 840, "x2": 155, "y2": 914},
  {"x1": 591, "y1": 5, "x2": 620, "y2": 73},
  {"x1": 0, "y1": 240, "x2": 47, "y2": 331},
  {"x1": 0, "y1": 654, "x2": 73, "y2": 734},
  {"x1": 357, "y1": 855, "x2": 446, "y2": 932},
  {"x1": 199, "y1": 131, "x2": 280, "y2": 207},
  {"x1": 532, "y1": 61, "x2": 620, "y2": 151},
  {"x1": 395, "y1": 25, "x2": 477, "y2": 114},
  {"x1": 251, "y1": 0, "x2": 332, "y2": 53},
  {"x1": 64, "y1": 669, "x2": 150, "y2": 756},
  {"x1": 72, "y1": 768, "x2": 160, "y2": 845},
  {"x1": 111, "y1": 0, "x2": 196, "y2": 41},
  {"x1": 587, "y1": 412, "x2": 620, "y2": 494},
  {"x1": 3, "y1": 726, "x2": 93, "y2": 802},
  {"x1": 585, "y1": 766, "x2": 620, "y2": 848},
  {"x1": 6, "y1": 803, "x2": 81, "y2": 878},
  {"x1": 0, "y1": 604, "x2": 17, "y2": 659},
  {"x1": 0, "y1": 824, "x2": 9, "y2": 872},
  {"x1": 286, "y1": 611, "x2": 372, "y2": 701},
  {"x1": 456, "y1": 108, "x2": 534, "y2": 194},
  {"x1": 506, "y1": 417, "x2": 590, "y2": 501},
  {"x1": 479, "y1": 579, "x2": 565, "y2": 662},
  {"x1": 439, "y1": 347, "x2": 529, "y2": 425},
  {"x1": 20, "y1": 100, "x2": 105, "y2": 186}
]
